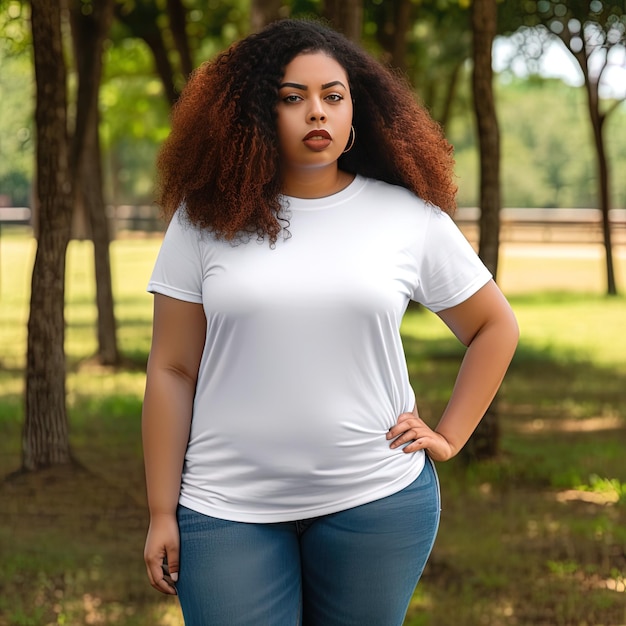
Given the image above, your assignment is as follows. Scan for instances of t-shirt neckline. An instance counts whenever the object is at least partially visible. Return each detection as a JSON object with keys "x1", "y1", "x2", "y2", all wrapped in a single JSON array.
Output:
[{"x1": 281, "y1": 175, "x2": 368, "y2": 211}]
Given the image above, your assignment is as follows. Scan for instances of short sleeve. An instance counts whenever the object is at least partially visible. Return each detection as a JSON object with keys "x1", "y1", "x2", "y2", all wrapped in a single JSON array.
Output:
[
  {"x1": 412, "y1": 207, "x2": 492, "y2": 312},
  {"x1": 147, "y1": 210, "x2": 204, "y2": 303}
]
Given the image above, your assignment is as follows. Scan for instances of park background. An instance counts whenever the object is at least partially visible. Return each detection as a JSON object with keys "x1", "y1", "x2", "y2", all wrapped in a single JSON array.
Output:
[{"x1": 0, "y1": 0, "x2": 625, "y2": 625}]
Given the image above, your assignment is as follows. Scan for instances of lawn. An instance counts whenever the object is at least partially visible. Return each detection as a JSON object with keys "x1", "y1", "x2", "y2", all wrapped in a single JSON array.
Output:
[{"x1": 1, "y1": 229, "x2": 625, "y2": 626}]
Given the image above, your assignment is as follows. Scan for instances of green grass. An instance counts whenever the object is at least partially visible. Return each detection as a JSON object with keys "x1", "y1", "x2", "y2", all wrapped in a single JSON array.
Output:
[{"x1": 1, "y1": 229, "x2": 625, "y2": 625}]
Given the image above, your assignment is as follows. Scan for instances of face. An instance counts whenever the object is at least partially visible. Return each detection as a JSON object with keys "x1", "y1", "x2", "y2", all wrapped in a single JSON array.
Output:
[{"x1": 276, "y1": 52, "x2": 353, "y2": 174}]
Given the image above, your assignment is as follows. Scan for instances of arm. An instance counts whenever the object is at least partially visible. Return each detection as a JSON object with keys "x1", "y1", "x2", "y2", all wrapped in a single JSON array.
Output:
[
  {"x1": 387, "y1": 280, "x2": 519, "y2": 461},
  {"x1": 142, "y1": 293, "x2": 206, "y2": 594}
]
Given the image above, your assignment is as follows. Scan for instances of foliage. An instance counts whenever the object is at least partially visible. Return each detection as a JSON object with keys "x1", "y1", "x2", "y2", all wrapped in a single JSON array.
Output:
[
  {"x1": 0, "y1": 3, "x2": 33, "y2": 206},
  {"x1": 449, "y1": 74, "x2": 626, "y2": 208},
  {"x1": 1, "y1": 0, "x2": 625, "y2": 208}
]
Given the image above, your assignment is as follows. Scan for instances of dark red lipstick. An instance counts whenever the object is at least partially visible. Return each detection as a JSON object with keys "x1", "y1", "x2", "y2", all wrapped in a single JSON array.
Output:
[
  {"x1": 303, "y1": 129, "x2": 332, "y2": 151},
  {"x1": 303, "y1": 129, "x2": 331, "y2": 141}
]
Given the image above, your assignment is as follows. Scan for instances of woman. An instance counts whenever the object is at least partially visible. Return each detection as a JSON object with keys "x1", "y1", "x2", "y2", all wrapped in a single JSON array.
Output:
[{"x1": 142, "y1": 18, "x2": 519, "y2": 626}]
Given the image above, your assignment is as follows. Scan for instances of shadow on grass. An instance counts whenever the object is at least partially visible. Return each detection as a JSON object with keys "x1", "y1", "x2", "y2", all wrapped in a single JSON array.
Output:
[
  {"x1": 0, "y1": 324, "x2": 625, "y2": 625},
  {"x1": 400, "y1": 325, "x2": 626, "y2": 626}
]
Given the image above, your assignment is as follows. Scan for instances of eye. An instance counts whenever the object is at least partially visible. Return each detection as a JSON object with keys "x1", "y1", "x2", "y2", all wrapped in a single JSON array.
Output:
[
  {"x1": 325, "y1": 93, "x2": 344, "y2": 103},
  {"x1": 282, "y1": 94, "x2": 303, "y2": 104}
]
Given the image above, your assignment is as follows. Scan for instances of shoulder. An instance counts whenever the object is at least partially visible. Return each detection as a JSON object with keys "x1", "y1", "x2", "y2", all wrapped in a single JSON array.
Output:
[
  {"x1": 360, "y1": 176, "x2": 429, "y2": 209},
  {"x1": 357, "y1": 176, "x2": 437, "y2": 223},
  {"x1": 163, "y1": 207, "x2": 214, "y2": 246}
]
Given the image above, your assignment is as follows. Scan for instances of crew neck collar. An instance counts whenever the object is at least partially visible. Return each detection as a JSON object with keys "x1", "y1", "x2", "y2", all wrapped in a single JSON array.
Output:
[{"x1": 281, "y1": 175, "x2": 367, "y2": 211}]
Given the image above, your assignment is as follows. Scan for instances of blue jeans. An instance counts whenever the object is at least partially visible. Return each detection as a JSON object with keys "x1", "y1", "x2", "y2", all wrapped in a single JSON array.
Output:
[{"x1": 176, "y1": 457, "x2": 441, "y2": 626}]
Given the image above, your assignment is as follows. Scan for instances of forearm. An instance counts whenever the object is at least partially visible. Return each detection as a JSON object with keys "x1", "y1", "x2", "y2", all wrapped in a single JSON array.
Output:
[
  {"x1": 434, "y1": 314, "x2": 518, "y2": 456},
  {"x1": 142, "y1": 367, "x2": 195, "y2": 517}
]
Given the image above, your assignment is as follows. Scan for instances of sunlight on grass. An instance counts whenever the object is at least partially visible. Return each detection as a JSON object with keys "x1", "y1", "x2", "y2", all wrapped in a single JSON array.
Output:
[
  {"x1": 1, "y1": 230, "x2": 625, "y2": 626},
  {"x1": 402, "y1": 292, "x2": 626, "y2": 371}
]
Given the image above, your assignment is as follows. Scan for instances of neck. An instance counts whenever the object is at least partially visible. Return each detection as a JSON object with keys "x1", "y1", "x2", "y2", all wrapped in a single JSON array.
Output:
[{"x1": 281, "y1": 167, "x2": 354, "y2": 199}]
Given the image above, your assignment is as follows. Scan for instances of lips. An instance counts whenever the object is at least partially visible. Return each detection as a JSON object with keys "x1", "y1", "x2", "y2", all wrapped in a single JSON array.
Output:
[
  {"x1": 302, "y1": 129, "x2": 332, "y2": 151},
  {"x1": 303, "y1": 129, "x2": 331, "y2": 141}
]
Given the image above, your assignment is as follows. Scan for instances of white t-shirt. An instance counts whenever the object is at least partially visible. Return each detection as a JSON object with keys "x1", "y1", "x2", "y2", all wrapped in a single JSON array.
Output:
[{"x1": 148, "y1": 175, "x2": 491, "y2": 522}]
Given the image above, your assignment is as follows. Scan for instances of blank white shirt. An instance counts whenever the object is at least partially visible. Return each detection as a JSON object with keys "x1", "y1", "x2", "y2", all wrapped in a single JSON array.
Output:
[{"x1": 148, "y1": 175, "x2": 491, "y2": 522}]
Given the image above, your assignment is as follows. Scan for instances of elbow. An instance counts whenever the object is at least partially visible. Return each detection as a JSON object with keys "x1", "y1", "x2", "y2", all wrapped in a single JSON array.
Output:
[{"x1": 469, "y1": 306, "x2": 520, "y2": 356}]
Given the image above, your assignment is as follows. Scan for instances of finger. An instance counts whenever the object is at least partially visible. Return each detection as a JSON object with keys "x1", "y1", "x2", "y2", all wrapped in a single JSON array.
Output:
[
  {"x1": 163, "y1": 550, "x2": 180, "y2": 586},
  {"x1": 147, "y1": 556, "x2": 178, "y2": 595},
  {"x1": 401, "y1": 438, "x2": 429, "y2": 453},
  {"x1": 389, "y1": 428, "x2": 419, "y2": 448},
  {"x1": 387, "y1": 420, "x2": 420, "y2": 439}
]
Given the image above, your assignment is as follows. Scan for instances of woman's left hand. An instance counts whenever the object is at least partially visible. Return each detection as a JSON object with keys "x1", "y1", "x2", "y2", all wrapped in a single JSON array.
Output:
[{"x1": 387, "y1": 410, "x2": 454, "y2": 462}]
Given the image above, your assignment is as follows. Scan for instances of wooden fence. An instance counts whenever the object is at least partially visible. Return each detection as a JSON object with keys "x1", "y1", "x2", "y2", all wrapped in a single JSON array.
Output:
[{"x1": 1, "y1": 205, "x2": 625, "y2": 245}]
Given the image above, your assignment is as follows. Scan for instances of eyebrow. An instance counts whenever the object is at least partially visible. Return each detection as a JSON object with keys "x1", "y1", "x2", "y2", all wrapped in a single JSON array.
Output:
[{"x1": 279, "y1": 80, "x2": 347, "y2": 90}]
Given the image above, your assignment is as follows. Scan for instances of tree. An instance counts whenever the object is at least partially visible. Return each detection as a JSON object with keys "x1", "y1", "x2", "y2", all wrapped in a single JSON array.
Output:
[
  {"x1": 472, "y1": 0, "x2": 501, "y2": 279},
  {"x1": 368, "y1": 0, "x2": 413, "y2": 71},
  {"x1": 114, "y1": 0, "x2": 181, "y2": 106},
  {"x1": 69, "y1": 0, "x2": 119, "y2": 366},
  {"x1": 462, "y1": 0, "x2": 502, "y2": 461},
  {"x1": 112, "y1": 0, "x2": 250, "y2": 107},
  {"x1": 505, "y1": 0, "x2": 626, "y2": 295},
  {"x1": 251, "y1": 0, "x2": 284, "y2": 32},
  {"x1": 166, "y1": 0, "x2": 194, "y2": 79},
  {"x1": 324, "y1": 0, "x2": 363, "y2": 42},
  {"x1": 23, "y1": 0, "x2": 73, "y2": 470},
  {"x1": 366, "y1": 0, "x2": 471, "y2": 129}
]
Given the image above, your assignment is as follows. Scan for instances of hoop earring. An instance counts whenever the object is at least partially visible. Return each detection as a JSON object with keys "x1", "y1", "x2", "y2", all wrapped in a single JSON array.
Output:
[{"x1": 343, "y1": 125, "x2": 355, "y2": 154}]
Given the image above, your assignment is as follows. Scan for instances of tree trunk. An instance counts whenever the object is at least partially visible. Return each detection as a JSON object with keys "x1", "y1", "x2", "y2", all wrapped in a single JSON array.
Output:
[
  {"x1": 463, "y1": 0, "x2": 501, "y2": 462},
  {"x1": 372, "y1": 0, "x2": 411, "y2": 69},
  {"x1": 143, "y1": 31, "x2": 179, "y2": 106},
  {"x1": 69, "y1": 0, "x2": 120, "y2": 365},
  {"x1": 595, "y1": 120, "x2": 617, "y2": 296},
  {"x1": 389, "y1": 0, "x2": 412, "y2": 73},
  {"x1": 114, "y1": 4, "x2": 179, "y2": 106},
  {"x1": 167, "y1": 0, "x2": 194, "y2": 78},
  {"x1": 559, "y1": 24, "x2": 618, "y2": 296},
  {"x1": 323, "y1": 0, "x2": 363, "y2": 42},
  {"x1": 439, "y1": 60, "x2": 463, "y2": 131},
  {"x1": 583, "y1": 80, "x2": 617, "y2": 296},
  {"x1": 472, "y1": 0, "x2": 501, "y2": 278},
  {"x1": 250, "y1": 0, "x2": 284, "y2": 33},
  {"x1": 84, "y1": 116, "x2": 120, "y2": 365},
  {"x1": 23, "y1": 0, "x2": 73, "y2": 471}
]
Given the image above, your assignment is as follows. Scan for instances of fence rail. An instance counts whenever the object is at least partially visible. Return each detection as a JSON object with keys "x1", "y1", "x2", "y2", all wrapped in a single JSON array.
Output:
[
  {"x1": 454, "y1": 207, "x2": 626, "y2": 245},
  {"x1": 2, "y1": 205, "x2": 625, "y2": 245}
]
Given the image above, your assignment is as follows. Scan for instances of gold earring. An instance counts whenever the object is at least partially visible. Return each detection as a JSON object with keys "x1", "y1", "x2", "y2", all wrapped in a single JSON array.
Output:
[{"x1": 343, "y1": 125, "x2": 355, "y2": 154}]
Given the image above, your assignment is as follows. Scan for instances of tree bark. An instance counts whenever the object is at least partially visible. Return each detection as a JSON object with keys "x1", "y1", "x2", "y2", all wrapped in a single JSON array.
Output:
[
  {"x1": 472, "y1": 0, "x2": 501, "y2": 278},
  {"x1": 143, "y1": 30, "x2": 179, "y2": 106},
  {"x1": 323, "y1": 0, "x2": 363, "y2": 43},
  {"x1": 23, "y1": 0, "x2": 73, "y2": 471},
  {"x1": 389, "y1": 0, "x2": 412, "y2": 73},
  {"x1": 167, "y1": 0, "x2": 194, "y2": 79},
  {"x1": 593, "y1": 115, "x2": 617, "y2": 295},
  {"x1": 567, "y1": 44, "x2": 618, "y2": 295},
  {"x1": 84, "y1": 115, "x2": 120, "y2": 365},
  {"x1": 372, "y1": 0, "x2": 411, "y2": 68},
  {"x1": 69, "y1": 0, "x2": 120, "y2": 365},
  {"x1": 250, "y1": 0, "x2": 284, "y2": 33},
  {"x1": 463, "y1": 0, "x2": 501, "y2": 462},
  {"x1": 114, "y1": 4, "x2": 179, "y2": 106},
  {"x1": 439, "y1": 60, "x2": 463, "y2": 131}
]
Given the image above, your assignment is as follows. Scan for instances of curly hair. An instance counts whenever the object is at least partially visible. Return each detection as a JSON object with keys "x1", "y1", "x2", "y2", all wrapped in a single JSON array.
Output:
[{"x1": 156, "y1": 18, "x2": 457, "y2": 243}]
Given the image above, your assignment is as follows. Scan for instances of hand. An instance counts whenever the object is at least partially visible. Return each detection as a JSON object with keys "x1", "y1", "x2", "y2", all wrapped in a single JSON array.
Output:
[
  {"x1": 387, "y1": 409, "x2": 455, "y2": 462},
  {"x1": 144, "y1": 512, "x2": 180, "y2": 595}
]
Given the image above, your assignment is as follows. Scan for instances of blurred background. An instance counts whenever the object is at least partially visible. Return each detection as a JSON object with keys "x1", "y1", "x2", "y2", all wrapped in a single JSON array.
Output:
[{"x1": 0, "y1": 1, "x2": 625, "y2": 625}]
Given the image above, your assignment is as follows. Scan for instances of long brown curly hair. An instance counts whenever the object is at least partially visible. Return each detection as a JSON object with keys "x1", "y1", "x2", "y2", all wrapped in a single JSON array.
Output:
[{"x1": 156, "y1": 18, "x2": 457, "y2": 243}]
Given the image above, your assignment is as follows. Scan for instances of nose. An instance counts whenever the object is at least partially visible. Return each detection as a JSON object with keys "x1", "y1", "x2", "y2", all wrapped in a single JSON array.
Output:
[{"x1": 308, "y1": 98, "x2": 326, "y2": 122}]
